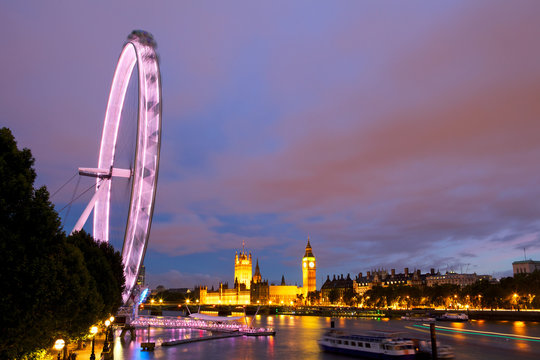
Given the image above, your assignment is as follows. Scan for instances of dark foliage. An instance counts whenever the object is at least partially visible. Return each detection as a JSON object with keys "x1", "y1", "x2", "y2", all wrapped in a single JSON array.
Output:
[{"x1": 0, "y1": 128, "x2": 125, "y2": 359}]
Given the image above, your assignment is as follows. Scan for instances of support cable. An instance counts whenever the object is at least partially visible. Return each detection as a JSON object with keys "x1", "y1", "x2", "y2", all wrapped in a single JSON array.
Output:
[
  {"x1": 58, "y1": 178, "x2": 105, "y2": 213},
  {"x1": 64, "y1": 175, "x2": 81, "y2": 222},
  {"x1": 50, "y1": 172, "x2": 78, "y2": 199}
]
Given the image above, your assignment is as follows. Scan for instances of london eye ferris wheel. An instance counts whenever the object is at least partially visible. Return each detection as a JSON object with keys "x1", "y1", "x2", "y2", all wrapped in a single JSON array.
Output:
[{"x1": 71, "y1": 30, "x2": 162, "y2": 304}]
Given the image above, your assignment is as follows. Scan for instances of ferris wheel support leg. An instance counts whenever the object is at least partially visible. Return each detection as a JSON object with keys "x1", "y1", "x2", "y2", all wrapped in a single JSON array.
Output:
[{"x1": 70, "y1": 179, "x2": 110, "y2": 235}]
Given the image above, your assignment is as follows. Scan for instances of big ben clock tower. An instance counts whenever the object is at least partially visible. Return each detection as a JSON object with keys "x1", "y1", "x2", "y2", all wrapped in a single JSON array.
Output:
[{"x1": 302, "y1": 237, "x2": 316, "y2": 297}]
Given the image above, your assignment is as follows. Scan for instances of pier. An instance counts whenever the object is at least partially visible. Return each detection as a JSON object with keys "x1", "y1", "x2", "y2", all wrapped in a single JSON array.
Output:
[{"x1": 162, "y1": 333, "x2": 243, "y2": 346}]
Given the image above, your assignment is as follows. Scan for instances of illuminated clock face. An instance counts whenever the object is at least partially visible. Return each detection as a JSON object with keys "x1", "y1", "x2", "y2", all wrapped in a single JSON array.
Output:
[
  {"x1": 303, "y1": 262, "x2": 307, "y2": 268},
  {"x1": 309, "y1": 261, "x2": 315, "y2": 268}
]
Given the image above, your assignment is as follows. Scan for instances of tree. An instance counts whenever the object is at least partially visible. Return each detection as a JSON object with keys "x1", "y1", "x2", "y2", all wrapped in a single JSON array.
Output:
[
  {"x1": 0, "y1": 128, "x2": 77, "y2": 358},
  {"x1": 307, "y1": 290, "x2": 320, "y2": 305},
  {"x1": 68, "y1": 231, "x2": 125, "y2": 320},
  {"x1": 342, "y1": 288, "x2": 356, "y2": 306},
  {"x1": 0, "y1": 128, "x2": 124, "y2": 359}
]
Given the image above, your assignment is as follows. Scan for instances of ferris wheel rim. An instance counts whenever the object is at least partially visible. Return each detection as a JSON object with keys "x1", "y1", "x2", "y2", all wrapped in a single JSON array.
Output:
[{"x1": 93, "y1": 31, "x2": 161, "y2": 304}]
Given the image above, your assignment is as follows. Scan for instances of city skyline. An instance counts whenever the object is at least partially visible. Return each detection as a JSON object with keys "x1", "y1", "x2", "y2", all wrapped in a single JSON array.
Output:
[{"x1": 2, "y1": 1, "x2": 540, "y2": 289}]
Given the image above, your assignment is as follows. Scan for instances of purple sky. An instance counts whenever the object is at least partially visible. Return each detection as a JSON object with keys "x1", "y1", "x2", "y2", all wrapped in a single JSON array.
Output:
[{"x1": 2, "y1": 1, "x2": 540, "y2": 289}]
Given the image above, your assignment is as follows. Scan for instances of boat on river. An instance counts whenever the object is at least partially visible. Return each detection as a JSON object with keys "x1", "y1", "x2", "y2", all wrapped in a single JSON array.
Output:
[
  {"x1": 400, "y1": 313, "x2": 436, "y2": 322},
  {"x1": 436, "y1": 312, "x2": 468, "y2": 322},
  {"x1": 318, "y1": 329, "x2": 416, "y2": 359}
]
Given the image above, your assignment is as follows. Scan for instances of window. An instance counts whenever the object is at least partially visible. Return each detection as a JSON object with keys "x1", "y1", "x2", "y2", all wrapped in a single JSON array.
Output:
[
  {"x1": 337, "y1": 340, "x2": 342, "y2": 344},
  {"x1": 344, "y1": 341, "x2": 349, "y2": 345},
  {"x1": 350, "y1": 341, "x2": 356, "y2": 346},
  {"x1": 365, "y1": 343, "x2": 371, "y2": 348},
  {"x1": 358, "y1": 342, "x2": 363, "y2": 347}
]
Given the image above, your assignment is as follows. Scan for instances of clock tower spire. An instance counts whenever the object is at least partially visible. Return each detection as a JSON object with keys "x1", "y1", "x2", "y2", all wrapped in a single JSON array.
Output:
[{"x1": 302, "y1": 236, "x2": 316, "y2": 298}]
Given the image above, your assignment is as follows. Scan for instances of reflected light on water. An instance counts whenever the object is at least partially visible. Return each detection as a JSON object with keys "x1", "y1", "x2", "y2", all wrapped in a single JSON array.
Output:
[
  {"x1": 266, "y1": 334, "x2": 274, "y2": 357},
  {"x1": 513, "y1": 321, "x2": 526, "y2": 336},
  {"x1": 515, "y1": 340, "x2": 530, "y2": 351}
]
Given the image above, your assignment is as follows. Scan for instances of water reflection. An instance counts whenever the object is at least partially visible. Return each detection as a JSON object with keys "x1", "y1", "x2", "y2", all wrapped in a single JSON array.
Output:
[{"x1": 110, "y1": 316, "x2": 540, "y2": 360}]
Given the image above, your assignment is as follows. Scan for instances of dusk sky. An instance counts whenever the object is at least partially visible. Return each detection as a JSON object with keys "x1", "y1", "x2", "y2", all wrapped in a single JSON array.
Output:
[{"x1": 2, "y1": 1, "x2": 540, "y2": 289}]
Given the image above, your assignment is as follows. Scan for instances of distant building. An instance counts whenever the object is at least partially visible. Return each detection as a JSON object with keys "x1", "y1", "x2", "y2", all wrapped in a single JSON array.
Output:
[
  {"x1": 197, "y1": 238, "x2": 308, "y2": 305},
  {"x1": 250, "y1": 259, "x2": 269, "y2": 304},
  {"x1": 353, "y1": 268, "x2": 427, "y2": 296},
  {"x1": 200, "y1": 242, "x2": 252, "y2": 305},
  {"x1": 137, "y1": 265, "x2": 146, "y2": 286},
  {"x1": 513, "y1": 260, "x2": 540, "y2": 275},
  {"x1": 235, "y1": 241, "x2": 252, "y2": 289},
  {"x1": 302, "y1": 237, "x2": 317, "y2": 297},
  {"x1": 426, "y1": 272, "x2": 492, "y2": 287},
  {"x1": 269, "y1": 281, "x2": 301, "y2": 305},
  {"x1": 321, "y1": 273, "x2": 354, "y2": 304},
  {"x1": 200, "y1": 282, "x2": 251, "y2": 305}
]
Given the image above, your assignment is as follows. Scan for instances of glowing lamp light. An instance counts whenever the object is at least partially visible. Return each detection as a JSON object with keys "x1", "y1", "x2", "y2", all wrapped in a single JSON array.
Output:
[
  {"x1": 53, "y1": 339, "x2": 65, "y2": 351},
  {"x1": 109, "y1": 316, "x2": 115, "y2": 323},
  {"x1": 105, "y1": 320, "x2": 111, "y2": 327},
  {"x1": 90, "y1": 326, "x2": 99, "y2": 335}
]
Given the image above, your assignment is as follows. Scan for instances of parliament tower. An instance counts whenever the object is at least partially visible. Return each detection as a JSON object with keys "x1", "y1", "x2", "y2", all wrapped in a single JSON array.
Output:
[
  {"x1": 234, "y1": 241, "x2": 252, "y2": 289},
  {"x1": 302, "y1": 237, "x2": 316, "y2": 297}
]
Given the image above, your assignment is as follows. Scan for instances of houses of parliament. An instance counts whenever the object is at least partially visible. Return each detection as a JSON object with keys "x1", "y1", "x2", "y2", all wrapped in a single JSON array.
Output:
[{"x1": 197, "y1": 239, "x2": 317, "y2": 305}]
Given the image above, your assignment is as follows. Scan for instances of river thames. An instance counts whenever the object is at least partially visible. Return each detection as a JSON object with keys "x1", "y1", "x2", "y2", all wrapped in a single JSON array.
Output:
[{"x1": 111, "y1": 315, "x2": 540, "y2": 359}]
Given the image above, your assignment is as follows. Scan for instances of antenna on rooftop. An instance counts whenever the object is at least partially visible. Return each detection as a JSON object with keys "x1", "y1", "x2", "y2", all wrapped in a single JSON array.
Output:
[{"x1": 524, "y1": 247, "x2": 527, "y2": 260}]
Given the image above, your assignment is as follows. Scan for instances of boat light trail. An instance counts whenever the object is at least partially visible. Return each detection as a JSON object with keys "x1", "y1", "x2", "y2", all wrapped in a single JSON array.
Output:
[{"x1": 411, "y1": 324, "x2": 540, "y2": 342}]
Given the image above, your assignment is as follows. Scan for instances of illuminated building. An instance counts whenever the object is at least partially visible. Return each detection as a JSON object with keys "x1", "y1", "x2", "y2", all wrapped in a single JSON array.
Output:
[
  {"x1": 302, "y1": 237, "x2": 316, "y2": 297},
  {"x1": 512, "y1": 260, "x2": 540, "y2": 275},
  {"x1": 426, "y1": 271, "x2": 492, "y2": 287},
  {"x1": 202, "y1": 282, "x2": 251, "y2": 305},
  {"x1": 350, "y1": 268, "x2": 493, "y2": 295},
  {"x1": 269, "y1": 279, "x2": 301, "y2": 305},
  {"x1": 250, "y1": 259, "x2": 269, "y2": 304},
  {"x1": 235, "y1": 241, "x2": 252, "y2": 289},
  {"x1": 198, "y1": 242, "x2": 252, "y2": 305},
  {"x1": 198, "y1": 240, "x2": 306, "y2": 305}
]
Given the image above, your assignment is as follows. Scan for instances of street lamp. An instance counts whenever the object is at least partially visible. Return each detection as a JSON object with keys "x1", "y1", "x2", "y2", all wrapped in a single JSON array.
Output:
[
  {"x1": 90, "y1": 326, "x2": 98, "y2": 360},
  {"x1": 53, "y1": 339, "x2": 65, "y2": 360}
]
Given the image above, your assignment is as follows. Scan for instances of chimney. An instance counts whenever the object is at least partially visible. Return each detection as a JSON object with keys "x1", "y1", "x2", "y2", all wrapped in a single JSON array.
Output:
[
  {"x1": 367, "y1": 271, "x2": 371, "y2": 278},
  {"x1": 430, "y1": 268, "x2": 435, "y2": 275},
  {"x1": 416, "y1": 269, "x2": 421, "y2": 276},
  {"x1": 359, "y1": 272, "x2": 363, "y2": 278},
  {"x1": 404, "y1": 268, "x2": 409, "y2": 276},
  {"x1": 391, "y1": 269, "x2": 395, "y2": 277}
]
